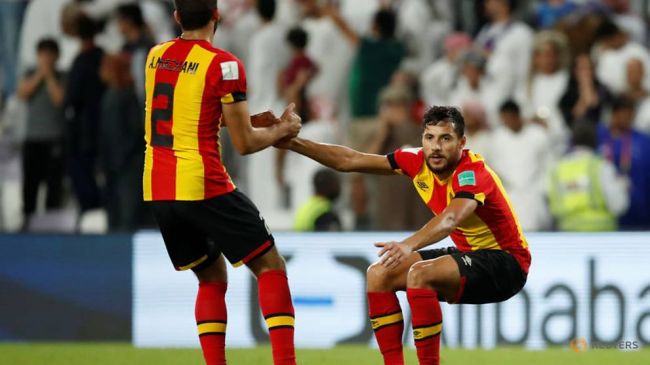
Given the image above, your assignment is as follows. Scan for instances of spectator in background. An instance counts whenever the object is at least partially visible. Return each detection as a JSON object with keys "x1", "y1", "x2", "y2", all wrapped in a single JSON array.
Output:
[
  {"x1": 275, "y1": 27, "x2": 318, "y2": 207},
  {"x1": 601, "y1": 0, "x2": 646, "y2": 44},
  {"x1": 327, "y1": 5, "x2": 405, "y2": 149},
  {"x1": 18, "y1": 0, "x2": 80, "y2": 74},
  {"x1": 547, "y1": 122, "x2": 629, "y2": 231},
  {"x1": 115, "y1": 3, "x2": 154, "y2": 105},
  {"x1": 245, "y1": 0, "x2": 291, "y2": 215},
  {"x1": 516, "y1": 30, "x2": 571, "y2": 146},
  {"x1": 461, "y1": 99, "x2": 492, "y2": 157},
  {"x1": 363, "y1": 86, "x2": 431, "y2": 231},
  {"x1": 623, "y1": 58, "x2": 650, "y2": 134},
  {"x1": 280, "y1": 27, "x2": 317, "y2": 123},
  {"x1": 276, "y1": 26, "x2": 318, "y2": 200},
  {"x1": 16, "y1": 38, "x2": 65, "y2": 230},
  {"x1": 559, "y1": 54, "x2": 610, "y2": 129},
  {"x1": 488, "y1": 100, "x2": 552, "y2": 231},
  {"x1": 475, "y1": 0, "x2": 533, "y2": 116},
  {"x1": 248, "y1": 0, "x2": 289, "y2": 114},
  {"x1": 594, "y1": 20, "x2": 650, "y2": 96},
  {"x1": 64, "y1": 14, "x2": 105, "y2": 226},
  {"x1": 298, "y1": 0, "x2": 353, "y2": 113},
  {"x1": 448, "y1": 50, "x2": 492, "y2": 123},
  {"x1": 420, "y1": 33, "x2": 472, "y2": 107},
  {"x1": 396, "y1": 0, "x2": 442, "y2": 73},
  {"x1": 389, "y1": 69, "x2": 425, "y2": 123},
  {"x1": 98, "y1": 53, "x2": 144, "y2": 232},
  {"x1": 294, "y1": 168, "x2": 342, "y2": 232},
  {"x1": 534, "y1": 0, "x2": 578, "y2": 29},
  {"x1": 598, "y1": 96, "x2": 650, "y2": 229}
]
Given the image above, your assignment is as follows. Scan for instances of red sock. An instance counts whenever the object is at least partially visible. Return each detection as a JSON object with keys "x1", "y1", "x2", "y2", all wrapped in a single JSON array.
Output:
[
  {"x1": 368, "y1": 291, "x2": 404, "y2": 365},
  {"x1": 407, "y1": 288, "x2": 442, "y2": 365},
  {"x1": 258, "y1": 270, "x2": 296, "y2": 365},
  {"x1": 195, "y1": 282, "x2": 228, "y2": 365}
]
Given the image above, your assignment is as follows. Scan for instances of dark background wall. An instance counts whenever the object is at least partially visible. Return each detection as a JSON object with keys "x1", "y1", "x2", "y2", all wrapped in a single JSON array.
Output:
[{"x1": 0, "y1": 235, "x2": 132, "y2": 341}]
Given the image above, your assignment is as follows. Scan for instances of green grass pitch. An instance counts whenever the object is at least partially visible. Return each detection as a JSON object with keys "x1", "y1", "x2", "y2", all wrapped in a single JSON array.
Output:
[{"x1": 0, "y1": 343, "x2": 648, "y2": 364}]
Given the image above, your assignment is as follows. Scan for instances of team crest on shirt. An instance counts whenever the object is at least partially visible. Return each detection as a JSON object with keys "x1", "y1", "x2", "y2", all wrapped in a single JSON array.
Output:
[
  {"x1": 221, "y1": 61, "x2": 239, "y2": 80},
  {"x1": 416, "y1": 181, "x2": 429, "y2": 191},
  {"x1": 458, "y1": 171, "x2": 476, "y2": 186}
]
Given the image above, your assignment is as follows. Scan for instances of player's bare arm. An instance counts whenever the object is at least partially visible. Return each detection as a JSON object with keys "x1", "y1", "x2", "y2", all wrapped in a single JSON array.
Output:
[
  {"x1": 376, "y1": 198, "x2": 478, "y2": 269},
  {"x1": 280, "y1": 137, "x2": 396, "y2": 175},
  {"x1": 224, "y1": 101, "x2": 301, "y2": 155}
]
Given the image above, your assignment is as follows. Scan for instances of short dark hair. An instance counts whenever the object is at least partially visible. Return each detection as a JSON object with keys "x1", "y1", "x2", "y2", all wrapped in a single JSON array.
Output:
[
  {"x1": 287, "y1": 27, "x2": 308, "y2": 49},
  {"x1": 571, "y1": 121, "x2": 597, "y2": 149},
  {"x1": 610, "y1": 95, "x2": 635, "y2": 112},
  {"x1": 423, "y1": 106, "x2": 465, "y2": 137},
  {"x1": 594, "y1": 19, "x2": 621, "y2": 42},
  {"x1": 373, "y1": 9, "x2": 397, "y2": 39},
  {"x1": 36, "y1": 38, "x2": 60, "y2": 55},
  {"x1": 313, "y1": 168, "x2": 340, "y2": 200},
  {"x1": 116, "y1": 4, "x2": 146, "y2": 28},
  {"x1": 499, "y1": 99, "x2": 521, "y2": 115},
  {"x1": 77, "y1": 15, "x2": 99, "y2": 40},
  {"x1": 257, "y1": 0, "x2": 276, "y2": 21},
  {"x1": 174, "y1": 0, "x2": 217, "y2": 31}
]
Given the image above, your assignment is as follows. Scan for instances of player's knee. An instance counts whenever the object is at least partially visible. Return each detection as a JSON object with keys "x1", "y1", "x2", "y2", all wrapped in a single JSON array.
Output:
[
  {"x1": 195, "y1": 259, "x2": 227, "y2": 283},
  {"x1": 248, "y1": 249, "x2": 286, "y2": 277},
  {"x1": 407, "y1": 262, "x2": 431, "y2": 289},
  {"x1": 366, "y1": 262, "x2": 391, "y2": 291}
]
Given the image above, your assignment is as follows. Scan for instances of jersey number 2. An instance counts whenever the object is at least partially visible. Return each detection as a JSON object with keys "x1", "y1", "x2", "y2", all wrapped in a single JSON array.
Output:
[{"x1": 151, "y1": 83, "x2": 174, "y2": 147}]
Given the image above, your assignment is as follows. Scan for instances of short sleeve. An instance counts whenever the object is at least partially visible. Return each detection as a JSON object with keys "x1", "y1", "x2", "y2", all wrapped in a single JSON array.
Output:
[
  {"x1": 218, "y1": 57, "x2": 247, "y2": 104},
  {"x1": 451, "y1": 164, "x2": 492, "y2": 206},
  {"x1": 386, "y1": 148, "x2": 424, "y2": 178}
]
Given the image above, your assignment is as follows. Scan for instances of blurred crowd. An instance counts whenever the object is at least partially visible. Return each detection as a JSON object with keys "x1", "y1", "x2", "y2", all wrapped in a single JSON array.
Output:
[{"x1": 0, "y1": 0, "x2": 649, "y2": 233}]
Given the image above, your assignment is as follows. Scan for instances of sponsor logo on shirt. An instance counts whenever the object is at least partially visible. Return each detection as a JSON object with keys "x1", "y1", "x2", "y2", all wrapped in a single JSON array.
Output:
[{"x1": 416, "y1": 181, "x2": 429, "y2": 191}]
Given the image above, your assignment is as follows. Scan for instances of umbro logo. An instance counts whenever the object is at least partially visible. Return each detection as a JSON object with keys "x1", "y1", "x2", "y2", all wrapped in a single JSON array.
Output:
[
  {"x1": 416, "y1": 181, "x2": 429, "y2": 191},
  {"x1": 461, "y1": 256, "x2": 472, "y2": 267}
]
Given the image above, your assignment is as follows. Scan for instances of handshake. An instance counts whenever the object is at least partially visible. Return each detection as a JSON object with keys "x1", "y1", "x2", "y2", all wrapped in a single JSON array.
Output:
[{"x1": 249, "y1": 103, "x2": 302, "y2": 148}]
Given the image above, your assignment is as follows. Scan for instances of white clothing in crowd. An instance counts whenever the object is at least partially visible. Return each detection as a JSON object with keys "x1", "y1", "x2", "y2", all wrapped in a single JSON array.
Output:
[
  {"x1": 464, "y1": 130, "x2": 492, "y2": 159},
  {"x1": 302, "y1": 16, "x2": 353, "y2": 111},
  {"x1": 18, "y1": 0, "x2": 79, "y2": 72},
  {"x1": 515, "y1": 70, "x2": 570, "y2": 146},
  {"x1": 596, "y1": 41, "x2": 650, "y2": 95},
  {"x1": 634, "y1": 97, "x2": 650, "y2": 134},
  {"x1": 247, "y1": 21, "x2": 290, "y2": 114},
  {"x1": 476, "y1": 21, "x2": 534, "y2": 115},
  {"x1": 420, "y1": 57, "x2": 457, "y2": 106},
  {"x1": 486, "y1": 122, "x2": 552, "y2": 231}
]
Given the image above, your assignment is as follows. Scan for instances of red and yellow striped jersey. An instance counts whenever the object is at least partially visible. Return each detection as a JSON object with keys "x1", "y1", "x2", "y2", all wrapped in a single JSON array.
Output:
[
  {"x1": 388, "y1": 148, "x2": 531, "y2": 273},
  {"x1": 143, "y1": 38, "x2": 246, "y2": 201}
]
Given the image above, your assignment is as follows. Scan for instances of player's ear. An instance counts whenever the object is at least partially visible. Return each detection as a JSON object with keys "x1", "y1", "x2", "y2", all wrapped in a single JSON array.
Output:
[
  {"x1": 173, "y1": 10, "x2": 181, "y2": 26},
  {"x1": 212, "y1": 8, "x2": 220, "y2": 23},
  {"x1": 459, "y1": 135, "x2": 467, "y2": 150}
]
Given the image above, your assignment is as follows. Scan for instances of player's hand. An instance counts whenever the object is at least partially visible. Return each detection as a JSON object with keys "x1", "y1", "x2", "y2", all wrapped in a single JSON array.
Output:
[
  {"x1": 250, "y1": 110, "x2": 279, "y2": 128},
  {"x1": 375, "y1": 241, "x2": 413, "y2": 270},
  {"x1": 280, "y1": 102, "x2": 302, "y2": 139},
  {"x1": 274, "y1": 137, "x2": 296, "y2": 149}
]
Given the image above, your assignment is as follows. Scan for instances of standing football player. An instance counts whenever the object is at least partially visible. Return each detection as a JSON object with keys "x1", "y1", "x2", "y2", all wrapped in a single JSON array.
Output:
[{"x1": 143, "y1": 1, "x2": 301, "y2": 364}]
